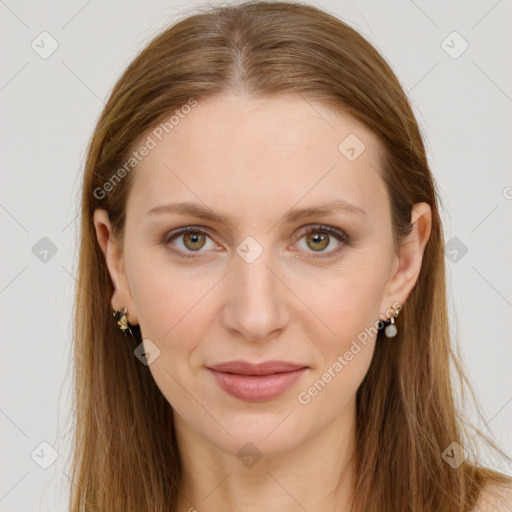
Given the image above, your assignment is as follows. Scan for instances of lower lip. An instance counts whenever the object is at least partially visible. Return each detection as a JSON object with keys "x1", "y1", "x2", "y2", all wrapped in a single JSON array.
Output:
[{"x1": 208, "y1": 368, "x2": 308, "y2": 401}]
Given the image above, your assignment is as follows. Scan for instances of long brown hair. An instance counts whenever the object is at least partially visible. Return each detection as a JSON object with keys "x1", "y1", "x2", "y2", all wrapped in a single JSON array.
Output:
[{"x1": 68, "y1": 1, "x2": 511, "y2": 510}]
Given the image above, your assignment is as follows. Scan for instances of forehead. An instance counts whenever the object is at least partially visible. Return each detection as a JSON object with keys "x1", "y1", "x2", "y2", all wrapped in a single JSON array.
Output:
[{"x1": 126, "y1": 93, "x2": 388, "y2": 226}]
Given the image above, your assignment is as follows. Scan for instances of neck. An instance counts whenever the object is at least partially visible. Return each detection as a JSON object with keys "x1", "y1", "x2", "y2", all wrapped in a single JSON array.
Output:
[{"x1": 174, "y1": 400, "x2": 357, "y2": 512}]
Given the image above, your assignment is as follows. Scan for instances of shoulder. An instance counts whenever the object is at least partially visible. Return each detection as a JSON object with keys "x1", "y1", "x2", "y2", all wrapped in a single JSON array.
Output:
[{"x1": 473, "y1": 481, "x2": 512, "y2": 512}]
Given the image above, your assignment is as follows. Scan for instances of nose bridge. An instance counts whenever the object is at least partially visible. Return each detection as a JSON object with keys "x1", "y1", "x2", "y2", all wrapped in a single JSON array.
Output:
[
  {"x1": 223, "y1": 236, "x2": 289, "y2": 341},
  {"x1": 237, "y1": 246, "x2": 277, "y2": 298}
]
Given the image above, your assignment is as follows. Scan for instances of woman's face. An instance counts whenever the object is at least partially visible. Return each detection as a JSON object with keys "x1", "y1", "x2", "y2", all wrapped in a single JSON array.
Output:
[{"x1": 94, "y1": 93, "x2": 429, "y2": 457}]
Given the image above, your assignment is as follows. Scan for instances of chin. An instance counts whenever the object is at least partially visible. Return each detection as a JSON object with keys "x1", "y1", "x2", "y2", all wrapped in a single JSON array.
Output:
[{"x1": 200, "y1": 409, "x2": 312, "y2": 458}]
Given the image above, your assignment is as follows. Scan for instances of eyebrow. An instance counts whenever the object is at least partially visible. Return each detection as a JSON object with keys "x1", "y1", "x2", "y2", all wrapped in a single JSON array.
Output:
[{"x1": 145, "y1": 199, "x2": 367, "y2": 227}]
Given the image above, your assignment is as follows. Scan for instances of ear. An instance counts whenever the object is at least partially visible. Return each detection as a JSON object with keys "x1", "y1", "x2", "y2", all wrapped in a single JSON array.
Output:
[
  {"x1": 379, "y1": 202, "x2": 432, "y2": 318},
  {"x1": 93, "y1": 208, "x2": 139, "y2": 325}
]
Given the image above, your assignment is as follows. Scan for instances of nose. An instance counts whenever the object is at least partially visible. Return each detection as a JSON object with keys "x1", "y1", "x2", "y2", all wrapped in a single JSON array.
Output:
[{"x1": 220, "y1": 248, "x2": 290, "y2": 342}]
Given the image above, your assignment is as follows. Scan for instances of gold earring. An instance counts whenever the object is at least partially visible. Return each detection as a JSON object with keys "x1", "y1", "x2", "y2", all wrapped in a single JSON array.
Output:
[{"x1": 113, "y1": 307, "x2": 134, "y2": 337}]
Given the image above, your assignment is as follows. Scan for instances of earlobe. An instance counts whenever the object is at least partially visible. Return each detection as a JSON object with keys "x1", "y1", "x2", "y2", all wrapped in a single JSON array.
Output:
[{"x1": 92, "y1": 208, "x2": 139, "y2": 326}]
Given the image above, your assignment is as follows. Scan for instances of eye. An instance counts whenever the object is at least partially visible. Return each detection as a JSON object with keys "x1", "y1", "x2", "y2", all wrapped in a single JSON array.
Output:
[
  {"x1": 294, "y1": 225, "x2": 349, "y2": 258},
  {"x1": 163, "y1": 227, "x2": 218, "y2": 259},
  {"x1": 162, "y1": 224, "x2": 350, "y2": 260}
]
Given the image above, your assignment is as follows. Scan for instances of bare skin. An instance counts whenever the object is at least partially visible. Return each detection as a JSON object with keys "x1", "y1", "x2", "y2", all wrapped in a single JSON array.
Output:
[{"x1": 94, "y1": 93, "x2": 432, "y2": 512}]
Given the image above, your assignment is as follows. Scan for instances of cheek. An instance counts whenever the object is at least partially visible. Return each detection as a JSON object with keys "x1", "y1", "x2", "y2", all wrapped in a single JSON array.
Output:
[
  {"x1": 126, "y1": 252, "x2": 216, "y2": 410},
  {"x1": 293, "y1": 256, "x2": 388, "y2": 349},
  {"x1": 293, "y1": 270, "x2": 383, "y2": 415},
  {"x1": 126, "y1": 250, "x2": 226, "y2": 379},
  {"x1": 306, "y1": 281, "x2": 379, "y2": 389},
  {"x1": 295, "y1": 341, "x2": 374, "y2": 433},
  {"x1": 127, "y1": 247, "x2": 203, "y2": 334}
]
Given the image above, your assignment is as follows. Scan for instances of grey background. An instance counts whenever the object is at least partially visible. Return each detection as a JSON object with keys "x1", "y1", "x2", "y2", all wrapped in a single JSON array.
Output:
[{"x1": 1, "y1": 0, "x2": 511, "y2": 510}]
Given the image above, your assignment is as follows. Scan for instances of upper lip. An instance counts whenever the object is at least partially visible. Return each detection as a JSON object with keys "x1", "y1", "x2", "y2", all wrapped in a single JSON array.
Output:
[{"x1": 207, "y1": 360, "x2": 308, "y2": 376}]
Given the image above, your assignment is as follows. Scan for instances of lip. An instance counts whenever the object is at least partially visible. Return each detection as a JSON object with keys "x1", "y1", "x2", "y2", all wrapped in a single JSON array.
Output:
[
  {"x1": 208, "y1": 360, "x2": 307, "y2": 375},
  {"x1": 207, "y1": 360, "x2": 309, "y2": 401}
]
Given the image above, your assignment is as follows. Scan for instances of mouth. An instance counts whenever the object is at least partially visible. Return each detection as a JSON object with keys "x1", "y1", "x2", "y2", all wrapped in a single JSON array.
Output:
[{"x1": 206, "y1": 360, "x2": 309, "y2": 401}]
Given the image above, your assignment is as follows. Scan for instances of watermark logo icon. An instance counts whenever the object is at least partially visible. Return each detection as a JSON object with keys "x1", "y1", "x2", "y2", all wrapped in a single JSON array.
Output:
[
  {"x1": 236, "y1": 442, "x2": 263, "y2": 468},
  {"x1": 31, "y1": 441, "x2": 59, "y2": 469},
  {"x1": 338, "y1": 134, "x2": 366, "y2": 161},
  {"x1": 31, "y1": 32, "x2": 59, "y2": 59},
  {"x1": 442, "y1": 442, "x2": 468, "y2": 468},
  {"x1": 441, "y1": 31, "x2": 469, "y2": 59},
  {"x1": 134, "y1": 339, "x2": 161, "y2": 366},
  {"x1": 32, "y1": 237, "x2": 58, "y2": 263},
  {"x1": 444, "y1": 236, "x2": 468, "y2": 263},
  {"x1": 236, "y1": 236, "x2": 263, "y2": 264}
]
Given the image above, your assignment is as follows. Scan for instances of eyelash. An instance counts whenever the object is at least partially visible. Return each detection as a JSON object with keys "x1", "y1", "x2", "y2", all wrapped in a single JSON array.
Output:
[{"x1": 162, "y1": 225, "x2": 350, "y2": 260}]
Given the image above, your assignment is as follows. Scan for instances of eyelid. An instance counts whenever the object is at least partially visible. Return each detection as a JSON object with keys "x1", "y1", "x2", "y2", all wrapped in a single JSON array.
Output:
[{"x1": 163, "y1": 224, "x2": 349, "y2": 259}]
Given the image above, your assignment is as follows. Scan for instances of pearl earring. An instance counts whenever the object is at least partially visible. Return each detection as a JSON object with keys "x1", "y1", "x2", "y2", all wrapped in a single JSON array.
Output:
[
  {"x1": 384, "y1": 314, "x2": 398, "y2": 338},
  {"x1": 379, "y1": 303, "x2": 402, "y2": 338}
]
